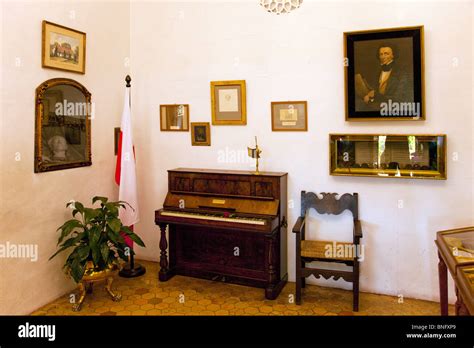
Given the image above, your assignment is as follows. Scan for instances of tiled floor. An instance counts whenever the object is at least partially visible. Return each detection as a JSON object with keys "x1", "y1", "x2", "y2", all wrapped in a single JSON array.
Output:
[{"x1": 32, "y1": 260, "x2": 453, "y2": 316}]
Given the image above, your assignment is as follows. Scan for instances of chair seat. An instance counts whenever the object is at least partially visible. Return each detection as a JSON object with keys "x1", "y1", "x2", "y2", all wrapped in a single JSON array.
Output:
[{"x1": 301, "y1": 240, "x2": 355, "y2": 261}]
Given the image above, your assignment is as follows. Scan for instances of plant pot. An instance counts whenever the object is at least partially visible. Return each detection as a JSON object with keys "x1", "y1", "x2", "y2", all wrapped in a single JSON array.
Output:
[{"x1": 82, "y1": 261, "x2": 119, "y2": 282}]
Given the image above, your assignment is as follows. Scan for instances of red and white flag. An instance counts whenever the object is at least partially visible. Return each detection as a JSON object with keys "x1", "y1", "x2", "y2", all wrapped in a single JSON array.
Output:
[{"x1": 115, "y1": 88, "x2": 139, "y2": 246}]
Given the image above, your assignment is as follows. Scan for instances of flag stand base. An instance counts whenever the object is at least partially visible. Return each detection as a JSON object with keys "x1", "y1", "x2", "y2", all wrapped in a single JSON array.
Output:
[{"x1": 119, "y1": 263, "x2": 146, "y2": 278}]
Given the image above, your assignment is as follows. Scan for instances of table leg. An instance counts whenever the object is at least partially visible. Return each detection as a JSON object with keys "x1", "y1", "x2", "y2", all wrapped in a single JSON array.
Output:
[
  {"x1": 438, "y1": 252, "x2": 448, "y2": 316},
  {"x1": 455, "y1": 286, "x2": 471, "y2": 316}
]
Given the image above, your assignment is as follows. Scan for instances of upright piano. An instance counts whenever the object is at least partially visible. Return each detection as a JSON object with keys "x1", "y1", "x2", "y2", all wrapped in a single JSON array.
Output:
[{"x1": 155, "y1": 168, "x2": 288, "y2": 300}]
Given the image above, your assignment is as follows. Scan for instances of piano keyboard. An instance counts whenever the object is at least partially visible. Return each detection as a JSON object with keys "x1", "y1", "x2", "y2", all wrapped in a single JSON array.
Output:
[{"x1": 160, "y1": 210, "x2": 266, "y2": 225}]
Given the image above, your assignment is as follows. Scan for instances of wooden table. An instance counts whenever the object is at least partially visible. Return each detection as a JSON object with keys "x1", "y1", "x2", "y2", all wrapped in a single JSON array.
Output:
[
  {"x1": 435, "y1": 226, "x2": 474, "y2": 316},
  {"x1": 456, "y1": 265, "x2": 474, "y2": 315}
]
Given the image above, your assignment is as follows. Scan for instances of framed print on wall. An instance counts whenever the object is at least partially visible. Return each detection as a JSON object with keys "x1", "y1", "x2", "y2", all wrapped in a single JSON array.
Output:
[
  {"x1": 191, "y1": 122, "x2": 211, "y2": 146},
  {"x1": 210, "y1": 80, "x2": 246, "y2": 125},
  {"x1": 344, "y1": 26, "x2": 424, "y2": 121},
  {"x1": 42, "y1": 20, "x2": 86, "y2": 74},
  {"x1": 271, "y1": 101, "x2": 308, "y2": 131},
  {"x1": 160, "y1": 104, "x2": 190, "y2": 131}
]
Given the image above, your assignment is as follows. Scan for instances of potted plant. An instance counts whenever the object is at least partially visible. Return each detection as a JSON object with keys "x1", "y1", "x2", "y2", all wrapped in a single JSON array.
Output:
[{"x1": 49, "y1": 196, "x2": 145, "y2": 310}]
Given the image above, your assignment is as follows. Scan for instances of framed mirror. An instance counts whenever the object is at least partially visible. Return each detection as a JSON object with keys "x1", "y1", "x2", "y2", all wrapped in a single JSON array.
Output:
[
  {"x1": 35, "y1": 78, "x2": 92, "y2": 173},
  {"x1": 160, "y1": 104, "x2": 190, "y2": 131}
]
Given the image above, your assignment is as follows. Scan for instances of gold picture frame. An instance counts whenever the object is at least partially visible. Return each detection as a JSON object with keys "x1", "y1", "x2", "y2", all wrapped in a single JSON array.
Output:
[
  {"x1": 211, "y1": 80, "x2": 246, "y2": 125},
  {"x1": 329, "y1": 134, "x2": 446, "y2": 180},
  {"x1": 344, "y1": 26, "x2": 425, "y2": 121},
  {"x1": 160, "y1": 104, "x2": 190, "y2": 131},
  {"x1": 35, "y1": 78, "x2": 92, "y2": 173},
  {"x1": 42, "y1": 20, "x2": 86, "y2": 74},
  {"x1": 191, "y1": 122, "x2": 211, "y2": 146},
  {"x1": 271, "y1": 101, "x2": 308, "y2": 131}
]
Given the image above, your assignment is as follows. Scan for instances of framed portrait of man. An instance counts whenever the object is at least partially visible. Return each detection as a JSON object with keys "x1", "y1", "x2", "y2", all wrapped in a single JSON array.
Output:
[{"x1": 344, "y1": 26, "x2": 425, "y2": 121}]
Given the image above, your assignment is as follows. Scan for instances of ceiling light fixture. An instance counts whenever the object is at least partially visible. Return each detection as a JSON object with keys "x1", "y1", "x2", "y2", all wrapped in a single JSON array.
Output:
[{"x1": 260, "y1": 0, "x2": 303, "y2": 15}]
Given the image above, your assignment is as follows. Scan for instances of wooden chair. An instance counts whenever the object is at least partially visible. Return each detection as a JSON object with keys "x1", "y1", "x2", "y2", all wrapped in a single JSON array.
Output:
[{"x1": 292, "y1": 191, "x2": 363, "y2": 311}]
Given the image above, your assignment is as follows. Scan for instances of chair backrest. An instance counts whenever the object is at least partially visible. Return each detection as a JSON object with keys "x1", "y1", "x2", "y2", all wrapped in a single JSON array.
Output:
[{"x1": 300, "y1": 191, "x2": 358, "y2": 220}]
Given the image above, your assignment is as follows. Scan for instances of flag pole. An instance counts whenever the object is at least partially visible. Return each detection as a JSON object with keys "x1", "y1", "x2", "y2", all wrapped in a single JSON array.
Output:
[{"x1": 119, "y1": 75, "x2": 146, "y2": 278}]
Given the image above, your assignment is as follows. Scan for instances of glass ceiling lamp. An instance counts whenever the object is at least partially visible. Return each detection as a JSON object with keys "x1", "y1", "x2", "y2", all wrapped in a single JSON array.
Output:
[{"x1": 260, "y1": 0, "x2": 303, "y2": 15}]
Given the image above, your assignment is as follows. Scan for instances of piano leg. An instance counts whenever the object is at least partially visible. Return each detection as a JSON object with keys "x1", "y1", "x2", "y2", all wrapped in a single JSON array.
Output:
[
  {"x1": 265, "y1": 274, "x2": 288, "y2": 300},
  {"x1": 264, "y1": 233, "x2": 287, "y2": 300},
  {"x1": 158, "y1": 223, "x2": 175, "y2": 281}
]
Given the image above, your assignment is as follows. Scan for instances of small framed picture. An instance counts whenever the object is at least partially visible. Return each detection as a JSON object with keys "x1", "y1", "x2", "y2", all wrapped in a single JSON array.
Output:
[
  {"x1": 160, "y1": 104, "x2": 190, "y2": 131},
  {"x1": 191, "y1": 122, "x2": 211, "y2": 146},
  {"x1": 42, "y1": 20, "x2": 86, "y2": 74},
  {"x1": 271, "y1": 101, "x2": 308, "y2": 131},
  {"x1": 344, "y1": 26, "x2": 424, "y2": 121},
  {"x1": 210, "y1": 80, "x2": 246, "y2": 125}
]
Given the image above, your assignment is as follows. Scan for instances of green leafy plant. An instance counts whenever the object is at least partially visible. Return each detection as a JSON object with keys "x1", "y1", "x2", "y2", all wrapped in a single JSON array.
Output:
[{"x1": 49, "y1": 196, "x2": 145, "y2": 282}]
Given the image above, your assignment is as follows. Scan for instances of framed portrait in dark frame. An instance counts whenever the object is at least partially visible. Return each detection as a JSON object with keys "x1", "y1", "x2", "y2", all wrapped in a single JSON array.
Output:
[
  {"x1": 191, "y1": 122, "x2": 210, "y2": 146},
  {"x1": 344, "y1": 26, "x2": 425, "y2": 121}
]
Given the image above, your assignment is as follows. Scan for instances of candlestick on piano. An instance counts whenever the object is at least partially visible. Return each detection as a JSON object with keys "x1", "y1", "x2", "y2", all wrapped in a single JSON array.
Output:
[{"x1": 247, "y1": 136, "x2": 262, "y2": 175}]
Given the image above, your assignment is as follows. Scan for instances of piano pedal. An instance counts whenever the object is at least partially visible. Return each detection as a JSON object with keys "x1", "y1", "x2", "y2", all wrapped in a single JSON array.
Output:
[
  {"x1": 211, "y1": 275, "x2": 220, "y2": 281},
  {"x1": 221, "y1": 276, "x2": 226, "y2": 282}
]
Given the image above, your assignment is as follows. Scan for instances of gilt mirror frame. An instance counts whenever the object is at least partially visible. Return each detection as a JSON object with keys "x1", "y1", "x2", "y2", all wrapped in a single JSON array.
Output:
[{"x1": 35, "y1": 78, "x2": 92, "y2": 173}]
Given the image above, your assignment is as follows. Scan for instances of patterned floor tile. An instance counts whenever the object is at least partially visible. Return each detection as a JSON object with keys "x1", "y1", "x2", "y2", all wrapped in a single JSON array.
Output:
[{"x1": 31, "y1": 260, "x2": 454, "y2": 316}]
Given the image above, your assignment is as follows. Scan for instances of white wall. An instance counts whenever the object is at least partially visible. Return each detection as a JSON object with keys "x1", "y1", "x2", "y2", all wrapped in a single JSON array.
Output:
[
  {"x1": 0, "y1": 0, "x2": 130, "y2": 314},
  {"x1": 130, "y1": 0, "x2": 473, "y2": 303}
]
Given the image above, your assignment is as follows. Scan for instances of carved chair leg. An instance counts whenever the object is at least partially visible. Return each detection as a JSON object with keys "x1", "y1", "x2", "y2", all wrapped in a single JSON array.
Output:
[
  {"x1": 296, "y1": 261, "x2": 302, "y2": 305},
  {"x1": 301, "y1": 260, "x2": 306, "y2": 288},
  {"x1": 295, "y1": 278, "x2": 302, "y2": 305},
  {"x1": 353, "y1": 261, "x2": 360, "y2": 312},
  {"x1": 72, "y1": 282, "x2": 87, "y2": 312}
]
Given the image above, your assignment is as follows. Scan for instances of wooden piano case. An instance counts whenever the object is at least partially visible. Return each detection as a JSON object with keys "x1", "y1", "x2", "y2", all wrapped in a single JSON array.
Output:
[{"x1": 155, "y1": 168, "x2": 288, "y2": 300}]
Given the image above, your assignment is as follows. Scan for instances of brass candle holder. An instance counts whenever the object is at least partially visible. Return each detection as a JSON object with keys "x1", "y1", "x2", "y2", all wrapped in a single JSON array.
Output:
[{"x1": 247, "y1": 136, "x2": 262, "y2": 175}]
